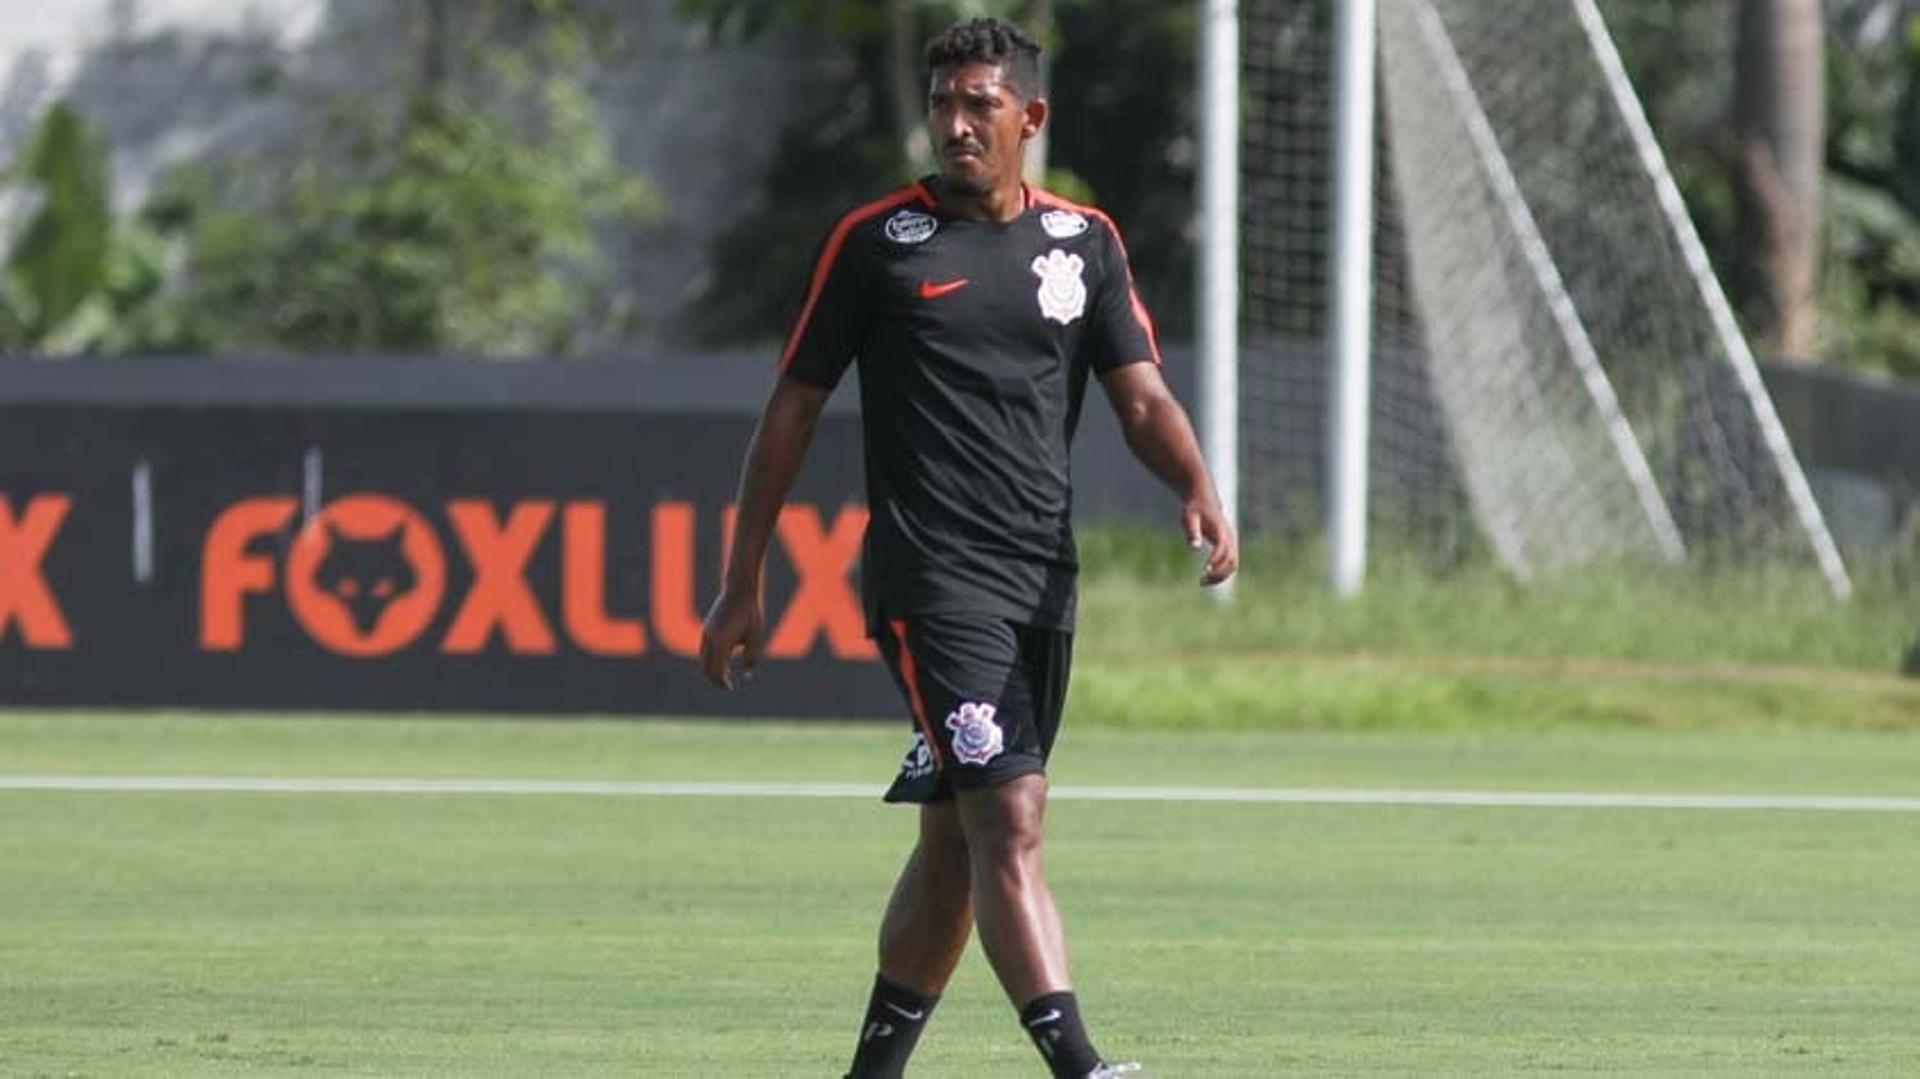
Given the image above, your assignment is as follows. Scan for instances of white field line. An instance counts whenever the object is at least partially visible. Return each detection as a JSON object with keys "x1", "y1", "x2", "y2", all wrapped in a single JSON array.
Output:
[{"x1": 1, "y1": 775, "x2": 1918, "y2": 812}]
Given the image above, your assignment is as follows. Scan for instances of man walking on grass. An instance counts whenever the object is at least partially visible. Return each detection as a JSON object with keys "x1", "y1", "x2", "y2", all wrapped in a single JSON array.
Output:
[{"x1": 699, "y1": 17, "x2": 1236, "y2": 1077}]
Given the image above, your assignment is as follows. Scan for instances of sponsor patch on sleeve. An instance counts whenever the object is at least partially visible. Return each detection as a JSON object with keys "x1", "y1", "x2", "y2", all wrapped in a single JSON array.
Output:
[
  {"x1": 1041, "y1": 210, "x2": 1090, "y2": 239},
  {"x1": 884, "y1": 210, "x2": 939, "y2": 245}
]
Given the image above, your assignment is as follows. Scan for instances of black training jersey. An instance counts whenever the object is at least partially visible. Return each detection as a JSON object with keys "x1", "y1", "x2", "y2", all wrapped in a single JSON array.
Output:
[{"x1": 781, "y1": 177, "x2": 1162, "y2": 634}]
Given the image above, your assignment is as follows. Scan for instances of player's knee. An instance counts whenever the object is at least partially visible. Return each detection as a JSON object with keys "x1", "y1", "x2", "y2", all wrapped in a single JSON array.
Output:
[{"x1": 960, "y1": 780, "x2": 1046, "y2": 860}]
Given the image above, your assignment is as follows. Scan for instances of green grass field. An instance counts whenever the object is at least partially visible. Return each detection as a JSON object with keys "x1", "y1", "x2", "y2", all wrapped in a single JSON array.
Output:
[
  {"x1": 6, "y1": 713, "x2": 1920, "y2": 1076},
  {"x1": 1070, "y1": 544, "x2": 1920, "y2": 732}
]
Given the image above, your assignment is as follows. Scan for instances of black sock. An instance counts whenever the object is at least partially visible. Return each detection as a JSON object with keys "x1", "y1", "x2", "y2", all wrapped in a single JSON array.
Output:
[
  {"x1": 1019, "y1": 990, "x2": 1103, "y2": 1079},
  {"x1": 844, "y1": 973, "x2": 939, "y2": 1079}
]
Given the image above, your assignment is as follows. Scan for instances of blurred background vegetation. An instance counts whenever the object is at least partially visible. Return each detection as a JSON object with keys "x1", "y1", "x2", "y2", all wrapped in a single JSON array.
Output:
[
  {"x1": 2, "y1": 0, "x2": 1918, "y2": 377},
  {"x1": 0, "y1": 0, "x2": 660, "y2": 357}
]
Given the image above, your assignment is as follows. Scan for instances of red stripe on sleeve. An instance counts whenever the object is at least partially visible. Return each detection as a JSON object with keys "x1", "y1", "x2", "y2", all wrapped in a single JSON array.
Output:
[
  {"x1": 778, "y1": 188, "x2": 927, "y2": 373},
  {"x1": 1127, "y1": 285, "x2": 1165, "y2": 365}
]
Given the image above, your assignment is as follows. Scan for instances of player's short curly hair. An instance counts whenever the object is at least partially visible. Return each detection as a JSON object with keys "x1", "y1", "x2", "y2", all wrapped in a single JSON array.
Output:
[{"x1": 924, "y1": 17, "x2": 1043, "y2": 100}]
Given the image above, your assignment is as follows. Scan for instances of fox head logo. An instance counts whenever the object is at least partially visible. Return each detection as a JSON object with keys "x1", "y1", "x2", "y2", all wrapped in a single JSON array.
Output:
[
  {"x1": 285, "y1": 496, "x2": 445, "y2": 656},
  {"x1": 311, "y1": 522, "x2": 418, "y2": 637}
]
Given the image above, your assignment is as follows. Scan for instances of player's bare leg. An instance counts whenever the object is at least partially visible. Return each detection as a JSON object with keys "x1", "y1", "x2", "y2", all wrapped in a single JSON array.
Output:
[
  {"x1": 958, "y1": 773, "x2": 1115, "y2": 1077},
  {"x1": 846, "y1": 802, "x2": 972, "y2": 1078},
  {"x1": 877, "y1": 801, "x2": 975, "y2": 992},
  {"x1": 955, "y1": 773, "x2": 1068, "y2": 1000}
]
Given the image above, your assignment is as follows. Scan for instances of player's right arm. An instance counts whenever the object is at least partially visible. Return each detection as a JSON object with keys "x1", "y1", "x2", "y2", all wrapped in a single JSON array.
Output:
[
  {"x1": 700, "y1": 200, "x2": 878, "y2": 688},
  {"x1": 700, "y1": 373, "x2": 833, "y2": 689}
]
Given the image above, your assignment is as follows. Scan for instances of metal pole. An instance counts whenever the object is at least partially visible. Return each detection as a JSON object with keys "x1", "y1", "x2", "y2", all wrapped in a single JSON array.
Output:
[
  {"x1": 1328, "y1": 0, "x2": 1376, "y2": 596},
  {"x1": 1199, "y1": 0, "x2": 1240, "y2": 595}
]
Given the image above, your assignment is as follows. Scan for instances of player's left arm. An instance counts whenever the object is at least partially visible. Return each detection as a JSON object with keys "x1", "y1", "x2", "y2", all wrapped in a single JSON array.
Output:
[{"x1": 1099, "y1": 362, "x2": 1238, "y2": 586}]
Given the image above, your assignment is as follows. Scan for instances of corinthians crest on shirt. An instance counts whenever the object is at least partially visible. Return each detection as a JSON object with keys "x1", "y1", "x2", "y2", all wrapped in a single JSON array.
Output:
[{"x1": 1031, "y1": 249, "x2": 1086, "y2": 325}]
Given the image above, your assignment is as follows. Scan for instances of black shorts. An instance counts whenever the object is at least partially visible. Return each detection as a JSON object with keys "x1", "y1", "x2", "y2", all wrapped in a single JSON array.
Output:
[{"x1": 876, "y1": 615, "x2": 1074, "y2": 804}]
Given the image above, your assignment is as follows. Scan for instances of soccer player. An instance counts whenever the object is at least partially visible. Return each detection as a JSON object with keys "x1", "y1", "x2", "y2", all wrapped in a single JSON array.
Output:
[{"x1": 699, "y1": 16, "x2": 1236, "y2": 1078}]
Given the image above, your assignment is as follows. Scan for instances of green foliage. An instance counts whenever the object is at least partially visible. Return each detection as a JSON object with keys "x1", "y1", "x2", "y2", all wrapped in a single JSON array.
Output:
[
  {"x1": 146, "y1": 97, "x2": 656, "y2": 355},
  {"x1": 1821, "y1": 14, "x2": 1920, "y2": 376},
  {"x1": 1076, "y1": 525, "x2": 1919, "y2": 675},
  {"x1": 4, "y1": 103, "x2": 109, "y2": 338},
  {"x1": 1613, "y1": 5, "x2": 1920, "y2": 377},
  {"x1": 135, "y1": 2, "x2": 659, "y2": 357},
  {"x1": 0, "y1": 102, "x2": 166, "y2": 355},
  {"x1": 1821, "y1": 173, "x2": 1920, "y2": 377}
]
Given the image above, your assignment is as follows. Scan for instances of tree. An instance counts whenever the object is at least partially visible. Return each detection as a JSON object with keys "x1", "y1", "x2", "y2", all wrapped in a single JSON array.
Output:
[
  {"x1": 1614, "y1": 1, "x2": 1920, "y2": 377},
  {"x1": 0, "y1": 102, "x2": 165, "y2": 356},
  {"x1": 1731, "y1": 0, "x2": 1827, "y2": 360},
  {"x1": 1816, "y1": 8, "x2": 1920, "y2": 378},
  {"x1": 137, "y1": 0, "x2": 660, "y2": 357}
]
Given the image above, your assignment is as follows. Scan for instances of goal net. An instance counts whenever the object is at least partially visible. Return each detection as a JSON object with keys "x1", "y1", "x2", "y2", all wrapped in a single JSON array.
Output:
[{"x1": 1240, "y1": 0, "x2": 1851, "y2": 594}]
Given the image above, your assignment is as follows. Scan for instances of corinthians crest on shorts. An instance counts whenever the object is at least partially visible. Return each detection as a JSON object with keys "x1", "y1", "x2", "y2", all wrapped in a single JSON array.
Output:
[
  {"x1": 1030, "y1": 249, "x2": 1087, "y2": 325},
  {"x1": 945, "y1": 701, "x2": 1004, "y2": 765}
]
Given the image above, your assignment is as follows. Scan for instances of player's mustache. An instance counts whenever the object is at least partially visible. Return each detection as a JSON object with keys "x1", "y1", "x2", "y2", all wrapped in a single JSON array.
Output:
[{"x1": 944, "y1": 140, "x2": 985, "y2": 156}]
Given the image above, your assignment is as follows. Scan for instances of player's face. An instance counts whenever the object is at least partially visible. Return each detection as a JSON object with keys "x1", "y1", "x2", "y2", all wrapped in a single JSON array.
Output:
[{"x1": 928, "y1": 61, "x2": 1043, "y2": 197}]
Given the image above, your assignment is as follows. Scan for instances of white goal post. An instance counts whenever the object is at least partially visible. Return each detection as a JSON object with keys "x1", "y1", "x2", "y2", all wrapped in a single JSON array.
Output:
[
  {"x1": 1209, "y1": 0, "x2": 1854, "y2": 598},
  {"x1": 1198, "y1": 0, "x2": 1241, "y2": 598}
]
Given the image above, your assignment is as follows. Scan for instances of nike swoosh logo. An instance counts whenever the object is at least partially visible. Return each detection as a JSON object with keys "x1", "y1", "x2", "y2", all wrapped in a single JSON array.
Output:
[
  {"x1": 919, "y1": 278, "x2": 970, "y2": 299},
  {"x1": 883, "y1": 1002, "x2": 926, "y2": 1021},
  {"x1": 1025, "y1": 1008, "x2": 1063, "y2": 1028}
]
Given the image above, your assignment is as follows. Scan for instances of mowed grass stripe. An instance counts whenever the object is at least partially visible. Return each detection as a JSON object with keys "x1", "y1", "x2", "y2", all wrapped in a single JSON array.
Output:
[
  {"x1": 9, "y1": 714, "x2": 1920, "y2": 797},
  {"x1": 5, "y1": 774, "x2": 1920, "y2": 812},
  {"x1": 7, "y1": 715, "x2": 1920, "y2": 1074},
  {"x1": 5, "y1": 787, "x2": 1920, "y2": 1075}
]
